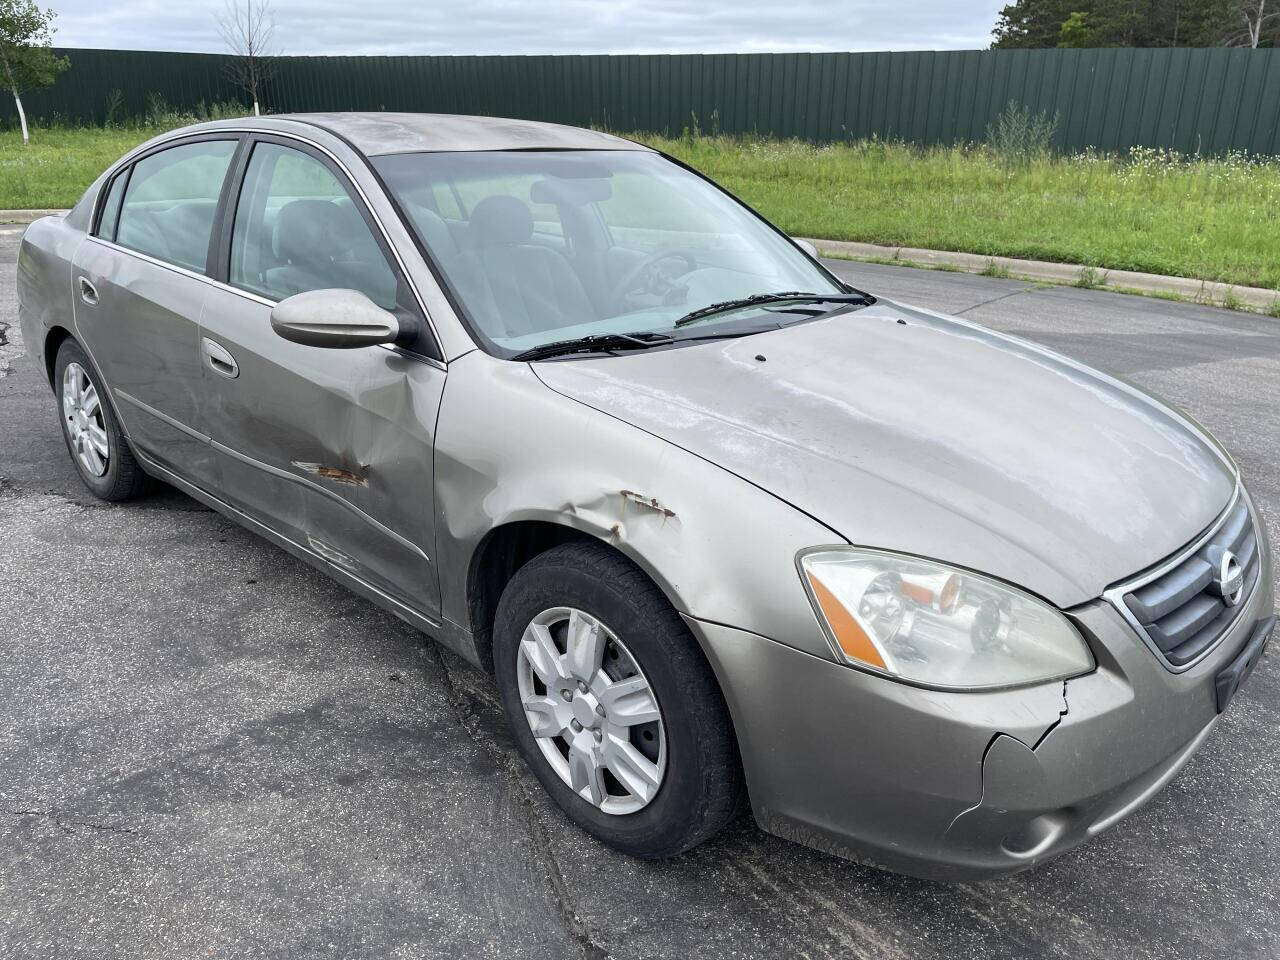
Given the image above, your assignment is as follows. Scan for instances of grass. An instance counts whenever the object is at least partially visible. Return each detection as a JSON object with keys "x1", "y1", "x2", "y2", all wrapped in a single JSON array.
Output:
[
  {"x1": 0, "y1": 127, "x2": 163, "y2": 210},
  {"x1": 3, "y1": 124, "x2": 1279, "y2": 291},
  {"x1": 641, "y1": 135, "x2": 1280, "y2": 291}
]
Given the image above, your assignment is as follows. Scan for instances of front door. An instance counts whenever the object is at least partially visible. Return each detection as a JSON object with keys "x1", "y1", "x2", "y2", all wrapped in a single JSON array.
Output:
[
  {"x1": 72, "y1": 137, "x2": 240, "y2": 484},
  {"x1": 198, "y1": 137, "x2": 445, "y2": 613}
]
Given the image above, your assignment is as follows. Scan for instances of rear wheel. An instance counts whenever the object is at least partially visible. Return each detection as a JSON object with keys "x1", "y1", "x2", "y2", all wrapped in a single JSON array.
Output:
[
  {"x1": 53, "y1": 339, "x2": 150, "y2": 501},
  {"x1": 494, "y1": 540, "x2": 742, "y2": 858}
]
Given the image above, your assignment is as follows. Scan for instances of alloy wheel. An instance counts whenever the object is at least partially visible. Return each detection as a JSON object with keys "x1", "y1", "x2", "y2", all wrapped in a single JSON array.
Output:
[
  {"x1": 516, "y1": 606, "x2": 667, "y2": 815},
  {"x1": 62, "y1": 361, "x2": 110, "y2": 477}
]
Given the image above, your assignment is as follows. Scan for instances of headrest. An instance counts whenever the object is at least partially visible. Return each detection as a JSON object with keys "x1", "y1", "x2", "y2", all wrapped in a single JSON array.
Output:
[
  {"x1": 468, "y1": 194, "x2": 533, "y2": 246},
  {"x1": 272, "y1": 199, "x2": 353, "y2": 263},
  {"x1": 408, "y1": 205, "x2": 458, "y2": 260}
]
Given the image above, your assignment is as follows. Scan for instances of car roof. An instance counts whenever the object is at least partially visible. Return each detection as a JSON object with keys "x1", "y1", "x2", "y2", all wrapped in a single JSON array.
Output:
[{"x1": 185, "y1": 112, "x2": 652, "y2": 157}]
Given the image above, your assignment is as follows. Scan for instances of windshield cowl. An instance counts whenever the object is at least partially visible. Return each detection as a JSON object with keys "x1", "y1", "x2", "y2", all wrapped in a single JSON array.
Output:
[
  {"x1": 509, "y1": 331, "x2": 674, "y2": 362},
  {"x1": 673, "y1": 291, "x2": 874, "y2": 328}
]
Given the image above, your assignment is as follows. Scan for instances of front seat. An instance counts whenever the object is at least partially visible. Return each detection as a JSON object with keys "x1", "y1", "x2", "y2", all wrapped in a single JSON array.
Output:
[
  {"x1": 404, "y1": 204, "x2": 460, "y2": 265},
  {"x1": 265, "y1": 198, "x2": 397, "y2": 307},
  {"x1": 454, "y1": 195, "x2": 596, "y2": 338}
]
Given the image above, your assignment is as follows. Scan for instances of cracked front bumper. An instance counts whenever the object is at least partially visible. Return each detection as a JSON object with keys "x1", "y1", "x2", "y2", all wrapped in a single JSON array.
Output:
[{"x1": 686, "y1": 551, "x2": 1274, "y2": 881}]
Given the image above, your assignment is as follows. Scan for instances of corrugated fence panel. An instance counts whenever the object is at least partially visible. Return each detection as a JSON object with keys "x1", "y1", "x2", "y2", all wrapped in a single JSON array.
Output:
[{"x1": 5, "y1": 47, "x2": 1280, "y2": 154}]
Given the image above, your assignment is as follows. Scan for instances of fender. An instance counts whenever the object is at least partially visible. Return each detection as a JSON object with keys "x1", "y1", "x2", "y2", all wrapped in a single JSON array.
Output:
[{"x1": 433, "y1": 350, "x2": 843, "y2": 663}]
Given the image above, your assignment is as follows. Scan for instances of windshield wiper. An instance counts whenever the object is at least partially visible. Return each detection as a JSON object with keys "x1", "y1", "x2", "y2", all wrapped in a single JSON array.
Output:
[
  {"x1": 510, "y1": 331, "x2": 675, "y2": 362},
  {"x1": 673, "y1": 291, "x2": 871, "y2": 328}
]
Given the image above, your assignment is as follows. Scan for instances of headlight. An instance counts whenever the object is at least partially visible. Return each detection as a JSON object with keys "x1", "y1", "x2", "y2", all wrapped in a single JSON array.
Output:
[{"x1": 799, "y1": 548, "x2": 1093, "y2": 689}]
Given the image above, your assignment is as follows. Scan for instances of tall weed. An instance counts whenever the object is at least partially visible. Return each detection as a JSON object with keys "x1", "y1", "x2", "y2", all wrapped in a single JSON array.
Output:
[{"x1": 985, "y1": 100, "x2": 1059, "y2": 167}]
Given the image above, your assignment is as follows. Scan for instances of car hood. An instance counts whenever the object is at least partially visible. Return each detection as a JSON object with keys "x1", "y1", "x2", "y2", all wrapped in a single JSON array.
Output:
[{"x1": 533, "y1": 300, "x2": 1237, "y2": 607}]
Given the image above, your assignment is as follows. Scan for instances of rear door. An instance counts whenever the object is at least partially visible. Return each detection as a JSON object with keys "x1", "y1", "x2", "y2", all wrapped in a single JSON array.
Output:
[
  {"x1": 72, "y1": 136, "x2": 241, "y2": 485},
  {"x1": 198, "y1": 135, "x2": 445, "y2": 613}
]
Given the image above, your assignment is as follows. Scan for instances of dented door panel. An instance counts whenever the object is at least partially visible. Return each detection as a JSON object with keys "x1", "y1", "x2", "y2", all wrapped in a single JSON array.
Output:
[
  {"x1": 198, "y1": 285, "x2": 443, "y2": 611},
  {"x1": 72, "y1": 239, "x2": 217, "y2": 484}
]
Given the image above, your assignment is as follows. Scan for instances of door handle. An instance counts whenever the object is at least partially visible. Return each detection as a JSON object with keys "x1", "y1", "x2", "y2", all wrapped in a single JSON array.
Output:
[
  {"x1": 78, "y1": 276, "x2": 99, "y2": 306},
  {"x1": 201, "y1": 337, "x2": 239, "y2": 379}
]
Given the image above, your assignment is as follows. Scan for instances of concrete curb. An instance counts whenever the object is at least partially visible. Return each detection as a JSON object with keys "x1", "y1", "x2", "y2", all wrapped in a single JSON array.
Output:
[
  {"x1": 2, "y1": 209, "x2": 1273, "y2": 314},
  {"x1": 799, "y1": 237, "x2": 1280, "y2": 314},
  {"x1": 0, "y1": 209, "x2": 67, "y2": 224}
]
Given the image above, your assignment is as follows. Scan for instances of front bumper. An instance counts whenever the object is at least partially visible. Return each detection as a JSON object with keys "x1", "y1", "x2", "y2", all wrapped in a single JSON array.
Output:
[{"x1": 688, "y1": 543, "x2": 1274, "y2": 881}]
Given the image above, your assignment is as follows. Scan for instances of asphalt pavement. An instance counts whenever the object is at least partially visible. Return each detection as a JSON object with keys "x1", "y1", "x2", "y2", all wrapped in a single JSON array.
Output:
[{"x1": 2, "y1": 224, "x2": 1278, "y2": 960}]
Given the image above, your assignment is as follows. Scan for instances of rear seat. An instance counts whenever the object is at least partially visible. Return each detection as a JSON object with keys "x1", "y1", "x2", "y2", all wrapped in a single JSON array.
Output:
[{"x1": 117, "y1": 199, "x2": 219, "y2": 272}]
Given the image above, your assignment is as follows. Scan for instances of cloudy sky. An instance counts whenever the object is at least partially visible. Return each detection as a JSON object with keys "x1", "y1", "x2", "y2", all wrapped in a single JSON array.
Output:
[{"x1": 50, "y1": 1, "x2": 1006, "y2": 55}]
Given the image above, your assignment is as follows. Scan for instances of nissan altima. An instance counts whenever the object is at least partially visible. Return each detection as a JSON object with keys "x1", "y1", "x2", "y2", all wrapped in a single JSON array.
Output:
[{"x1": 16, "y1": 113, "x2": 1275, "y2": 880}]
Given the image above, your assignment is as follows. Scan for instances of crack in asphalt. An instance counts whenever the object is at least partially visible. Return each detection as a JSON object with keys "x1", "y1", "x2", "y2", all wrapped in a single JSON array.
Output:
[
  {"x1": 954, "y1": 287, "x2": 1033, "y2": 316},
  {"x1": 4, "y1": 806, "x2": 140, "y2": 837},
  {"x1": 426, "y1": 643, "x2": 610, "y2": 960}
]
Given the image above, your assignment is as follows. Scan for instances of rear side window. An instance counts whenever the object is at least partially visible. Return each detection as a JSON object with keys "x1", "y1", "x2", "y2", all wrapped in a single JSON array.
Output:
[
  {"x1": 229, "y1": 142, "x2": 403, "y2": 311},
  {"x1": 95, "y1": 171, "x2": 128, "y2": 241},
  {"x1": 116, "y1": 139, "x2": 237, "y2": 272}
]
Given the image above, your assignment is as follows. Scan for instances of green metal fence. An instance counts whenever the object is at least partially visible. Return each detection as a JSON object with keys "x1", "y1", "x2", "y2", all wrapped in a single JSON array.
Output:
[{"x1": 7, "y1": 46, "x2": 1280, "y2": 154}]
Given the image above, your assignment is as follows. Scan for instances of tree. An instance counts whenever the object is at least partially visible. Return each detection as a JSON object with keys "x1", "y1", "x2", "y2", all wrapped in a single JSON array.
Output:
[
  {"x1": 0, "y1": 0, "x2": 68, "y2": 145},
  {"x1": 1058, "y1": 10, "x2": 1096, "y2": 44},
  {"x1": 218, "y1": 0, "x2": 276, "y2": 116},
  {"x1": 992, "y1": 0, "x2": 1276, "y2": 47},
  {"x1": 1223, "y1": 0, "x2": 1280, "y2": 46},
  {"x1": 993, "y1": 0, "x2": 1080, "y2": 47}
]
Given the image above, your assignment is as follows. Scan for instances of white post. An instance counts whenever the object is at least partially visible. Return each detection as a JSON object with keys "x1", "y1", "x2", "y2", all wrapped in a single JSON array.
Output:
[
  {"x1": 13, "y1": 90, "x2": 29, "y2": 145},
  {"x1": 253, "y1": 98, "x2": 260, "y2": 116}
]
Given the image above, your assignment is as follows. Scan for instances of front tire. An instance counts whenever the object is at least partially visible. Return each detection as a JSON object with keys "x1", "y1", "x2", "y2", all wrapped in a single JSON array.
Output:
[
  {"x1": 494, "y1": 540, "x2": 743, "y2": 858},
  {"x1": 53, "y1": 339, "x2": 150, "y2": 501}
]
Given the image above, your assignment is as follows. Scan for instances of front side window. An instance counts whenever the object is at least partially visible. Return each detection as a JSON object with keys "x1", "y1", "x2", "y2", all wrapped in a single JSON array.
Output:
[
  {"x1": 115, "y1": 139, "x2": 237, "y2": 271},
  {"x1": 374, "y1": 149, "x2": 846, "y2": 356},
  {"x1": 229, "y1": 142, "x2": 402, "y2": 311}
]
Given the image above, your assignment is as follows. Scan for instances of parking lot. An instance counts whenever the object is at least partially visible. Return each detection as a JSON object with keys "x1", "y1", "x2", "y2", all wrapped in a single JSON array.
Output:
[{"x1": 2, "y1": 223, "x2": 1278, "y2": 960}]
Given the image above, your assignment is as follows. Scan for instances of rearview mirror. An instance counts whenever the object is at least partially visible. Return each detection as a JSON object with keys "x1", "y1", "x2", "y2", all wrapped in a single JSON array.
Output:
[
  {"x1": 793, "y1": 238, "x2": 819, "y2": 259},
  {"x1": 270, "y1": 289, "x2": 400, "y2": 349}
]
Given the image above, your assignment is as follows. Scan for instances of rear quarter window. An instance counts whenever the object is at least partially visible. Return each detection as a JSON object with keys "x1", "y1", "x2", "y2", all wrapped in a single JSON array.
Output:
[{"x1": 95, "y1": 172, "x2": 129, "y2": 241}]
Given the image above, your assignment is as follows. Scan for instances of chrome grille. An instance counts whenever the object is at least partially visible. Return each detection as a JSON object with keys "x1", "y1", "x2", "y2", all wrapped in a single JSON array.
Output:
[{"x1": 1114, "y1": 492, "x2": 1260, "y2": 669}]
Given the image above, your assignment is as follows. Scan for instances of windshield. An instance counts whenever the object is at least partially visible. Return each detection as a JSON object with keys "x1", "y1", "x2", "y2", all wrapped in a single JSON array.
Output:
[{"x1": 372, "y1": 150, "x2": 847, "y2": 357}]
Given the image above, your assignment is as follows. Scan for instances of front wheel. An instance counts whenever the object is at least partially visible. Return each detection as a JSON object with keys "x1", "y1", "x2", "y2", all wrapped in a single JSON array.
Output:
[
  {"x1": 53, "y1": 339, "x2": 150, "y2": 501},
  {"x1": 494, "y1": 541, "x2": 743, "y2": 858}
]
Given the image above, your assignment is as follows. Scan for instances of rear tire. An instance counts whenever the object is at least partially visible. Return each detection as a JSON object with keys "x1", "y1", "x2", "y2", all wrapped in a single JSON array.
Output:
[
  {"x1": 494, "y1": 540, "x2": 743, "y2": 858},
  {"x1": 53, "y1": 339, "x2": 150, "y2": 502}
]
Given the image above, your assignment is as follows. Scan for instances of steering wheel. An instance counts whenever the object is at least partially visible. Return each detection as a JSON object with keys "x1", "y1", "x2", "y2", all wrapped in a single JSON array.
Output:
[{"x1": 609, "y1": 249, "x2": 699, "y2": 310}]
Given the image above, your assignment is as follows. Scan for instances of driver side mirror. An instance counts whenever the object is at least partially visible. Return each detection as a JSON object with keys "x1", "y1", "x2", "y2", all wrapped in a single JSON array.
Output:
[
  {"x1": 270, "y1": 288, "x2": 400, "y2": 349},
  {"x1": 792, "y1": 238, "x2": 819, "y2": 259}
]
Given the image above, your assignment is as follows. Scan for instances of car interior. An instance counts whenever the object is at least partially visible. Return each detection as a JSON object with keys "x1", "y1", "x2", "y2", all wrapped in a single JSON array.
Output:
[
  {"x1": 116, "y1": 198, "x2": 221, "y2": 274},
  {"x1": 391, "y1": 171, "x2": 781, "y2": 347},
  {"x1": 237, "y1": 195, "x2": 400, "y2": 309}
]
